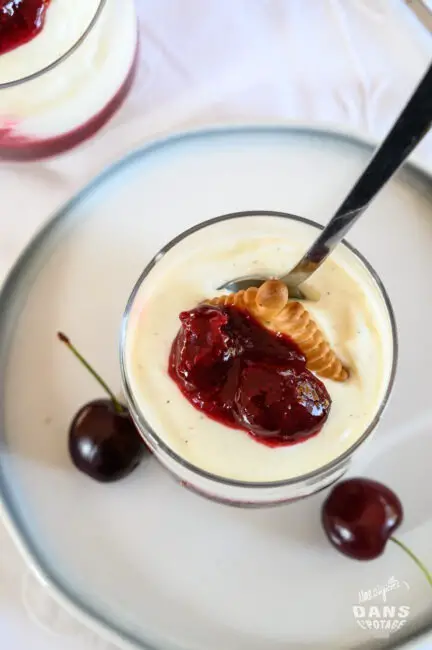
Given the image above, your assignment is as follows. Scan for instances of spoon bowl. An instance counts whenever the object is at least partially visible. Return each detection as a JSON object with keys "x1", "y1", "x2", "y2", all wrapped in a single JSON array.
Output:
[{"x1": 219, "y1": 272, "x2": 307, "y2": 300}]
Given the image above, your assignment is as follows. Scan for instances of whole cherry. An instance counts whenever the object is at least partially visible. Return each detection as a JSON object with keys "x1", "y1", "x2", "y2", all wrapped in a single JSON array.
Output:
[
  {"x1": 322, "y1": 478, "x2": 432, "y2": 587},
  {"x1": 58, "y1": 332, "x2": 147, "y2": 482}
]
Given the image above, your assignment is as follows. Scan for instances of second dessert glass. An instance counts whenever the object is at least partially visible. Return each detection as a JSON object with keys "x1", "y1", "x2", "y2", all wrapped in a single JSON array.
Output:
[
  {"x1": 120, "y1": 211, "x2": 398, "y2": 507},
  {"x1": 0, "y1": 0, "x2": 138, "y2": 160}
]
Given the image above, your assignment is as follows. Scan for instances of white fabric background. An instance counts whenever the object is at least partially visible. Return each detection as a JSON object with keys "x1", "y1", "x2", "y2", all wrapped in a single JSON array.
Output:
[{"x1": 0, "y1": 1, "x2": 431, "y2": 648}]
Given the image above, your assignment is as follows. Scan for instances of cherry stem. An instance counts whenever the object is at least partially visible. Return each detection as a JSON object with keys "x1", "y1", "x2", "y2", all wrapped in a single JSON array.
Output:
[
  {"x1": 390, "y1": 537, "x2": 432, "y2": 589},
  {"x1": 57, "y1": 332, "x2": 124, "y2": 414}
]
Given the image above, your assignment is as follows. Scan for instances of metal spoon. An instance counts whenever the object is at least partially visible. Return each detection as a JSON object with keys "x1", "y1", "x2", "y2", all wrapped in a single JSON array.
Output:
[{"x1": 220, "y1": 62, "x2": 432, "y2": 299}]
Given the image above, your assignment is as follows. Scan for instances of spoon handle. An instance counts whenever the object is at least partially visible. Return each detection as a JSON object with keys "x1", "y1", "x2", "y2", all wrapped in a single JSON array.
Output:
[{"x1": 283, "y1": 62, "x2": 432, "y2": 288}]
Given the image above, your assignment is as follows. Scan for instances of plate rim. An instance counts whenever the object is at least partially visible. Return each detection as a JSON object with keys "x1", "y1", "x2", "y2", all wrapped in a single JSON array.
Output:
[{"x1": 1, "y1": 122, "x2": 431, "y2": 650}]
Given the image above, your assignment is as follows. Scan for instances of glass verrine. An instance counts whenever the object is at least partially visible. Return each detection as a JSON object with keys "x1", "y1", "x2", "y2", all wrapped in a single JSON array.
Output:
[
  {"x1": 120, "y1": 211, "x2": 398, "y2": 507},
  {"x1": 0, "y1": 0, "x2": 138, "y2": 160}
]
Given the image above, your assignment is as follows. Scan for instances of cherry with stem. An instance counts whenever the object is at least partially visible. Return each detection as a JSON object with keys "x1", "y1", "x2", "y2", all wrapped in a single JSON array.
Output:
[
  {"x1": 57, "y1": 332, "x2": 147, "y2": 483},
  {"x1": 322, "y1": 478, "x2": 432, "y2": 589}
]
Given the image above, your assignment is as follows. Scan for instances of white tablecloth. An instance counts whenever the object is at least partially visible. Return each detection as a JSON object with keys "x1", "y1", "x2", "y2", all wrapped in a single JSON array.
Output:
[{"x1": 1, "y1": 1, "x2": 431, "y2": 649}]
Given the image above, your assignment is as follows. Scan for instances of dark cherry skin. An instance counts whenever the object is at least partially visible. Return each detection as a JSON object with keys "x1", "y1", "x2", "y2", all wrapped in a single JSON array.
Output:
[
  {"x1": 0, "y1": 0, "x2": 52, "y2": 56},
  {"x1": 69, "y1": 399, "x2": 147, "y2": 483},
  {"x1": 322, "y1": 478, "x2": 403, "y2": 560},
  {"x1": 169, "y1": 304, "x2": 331, "y2": 446}
]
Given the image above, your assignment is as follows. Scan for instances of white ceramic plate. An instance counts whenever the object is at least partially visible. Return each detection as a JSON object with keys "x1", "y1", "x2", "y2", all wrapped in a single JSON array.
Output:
[{"x1": 1, "y1": 126, "x2": 432, "y2": 650}]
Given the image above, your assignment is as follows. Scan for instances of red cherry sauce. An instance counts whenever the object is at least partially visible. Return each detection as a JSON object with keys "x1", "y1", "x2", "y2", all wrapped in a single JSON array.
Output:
[
  {"x1": 169, "y1": 305, "x2": 331, "y2": 446},
  {"x1": 0, "y1": 0, "x2": 52, "y2": 56}
]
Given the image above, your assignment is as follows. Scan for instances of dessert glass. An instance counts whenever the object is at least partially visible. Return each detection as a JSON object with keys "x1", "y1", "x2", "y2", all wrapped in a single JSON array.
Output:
[
  {"x1": 0, "y1": 0, "x2": 138, "y2": 160},
  {"x1": 120, "y1": 211, "x2": 398, "y2": 507}
]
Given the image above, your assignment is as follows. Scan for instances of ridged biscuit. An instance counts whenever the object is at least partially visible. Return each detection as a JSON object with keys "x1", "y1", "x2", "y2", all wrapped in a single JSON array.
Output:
[{"x1": 206, "y1": 280, "x2": 349, "y2": 382}]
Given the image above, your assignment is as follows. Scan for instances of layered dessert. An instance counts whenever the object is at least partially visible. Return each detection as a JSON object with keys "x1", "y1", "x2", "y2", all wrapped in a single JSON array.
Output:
[
  {"x1": 0, "y1": 0, "x2": 138, "y2": 158},
  {"x1": 123, "y1": 215, "x2": 395, "y2": 483}
]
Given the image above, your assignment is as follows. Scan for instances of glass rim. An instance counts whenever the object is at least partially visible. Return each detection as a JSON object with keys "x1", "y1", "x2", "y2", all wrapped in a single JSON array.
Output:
[
  {"x1": 0, "y1": 0, "x2": 108, "y2": 89},
  {"x1": 119, "y1": 209, "x2": 399, "y2": 490}
]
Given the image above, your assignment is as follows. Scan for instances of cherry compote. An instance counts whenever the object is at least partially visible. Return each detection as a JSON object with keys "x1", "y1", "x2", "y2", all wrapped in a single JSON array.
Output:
[
  {"x1": 0, "y1": 0, "x2": 52, "y2": 56},
  {"x1": 169, "y1": 305, "x2": 331, "y2": 446}
]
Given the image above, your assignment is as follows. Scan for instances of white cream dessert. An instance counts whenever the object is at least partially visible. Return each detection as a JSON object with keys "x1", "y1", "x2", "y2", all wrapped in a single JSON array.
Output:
[
  {"x1": 0, "y1": 0, "x2": 137, "y2": 147},
  {"x1": 124, "y1": 216, "x2": 394, "y2": 483}
]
